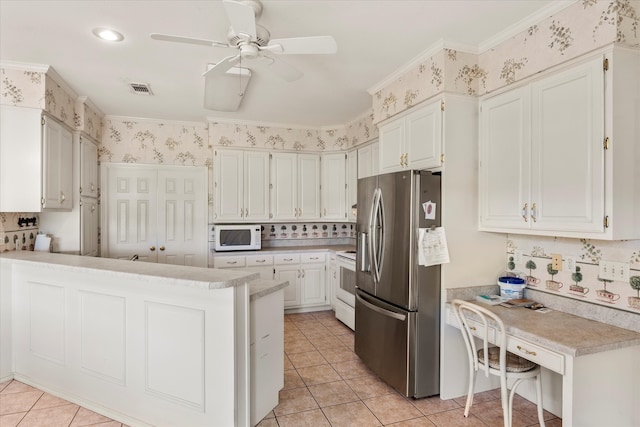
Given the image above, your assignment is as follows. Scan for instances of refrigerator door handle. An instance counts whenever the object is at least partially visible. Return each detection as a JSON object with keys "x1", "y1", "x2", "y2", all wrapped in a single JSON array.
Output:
[
  {"x1": 360, "y1": 232, "x2": 369, "y2": 272},
  {"x1": 369, "y1": 189, "x2": 380, "y2": 284},
  {"x1": 376, "y1": 189, "x2": 385, "y2": 283},
  {"x1": 356, "y1": 292, "x2": 406, "y2": 322}
]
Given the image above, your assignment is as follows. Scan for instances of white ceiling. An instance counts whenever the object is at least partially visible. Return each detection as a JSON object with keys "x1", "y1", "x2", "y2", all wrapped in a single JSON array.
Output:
[{"x1": 0, "y1": 0, "x2": 572, "y2": 127}]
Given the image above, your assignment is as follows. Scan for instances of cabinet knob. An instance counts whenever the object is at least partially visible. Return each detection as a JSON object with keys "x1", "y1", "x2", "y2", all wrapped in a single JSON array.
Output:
[
  {"x1": 521, "y1": 203, "x2": 528, "y2": 222},
  {"x1": 150, "y1": 246, "x2": 156, "y2": 251},
  {"x1": 159, "y1": 246, "x2": 166, "y2": 251}
]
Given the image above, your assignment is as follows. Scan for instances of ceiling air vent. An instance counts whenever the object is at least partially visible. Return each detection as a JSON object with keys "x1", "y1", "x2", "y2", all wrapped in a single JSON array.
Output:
[{"x1": 129, "y1": 82, "x2": 154, "y2": 95}]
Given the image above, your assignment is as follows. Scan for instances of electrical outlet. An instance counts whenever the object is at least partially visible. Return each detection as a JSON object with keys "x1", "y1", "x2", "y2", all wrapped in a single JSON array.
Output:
[
  {"x1": 565, "y1": 256, "x2": 577, "y2": 273},
  {"x1": 514, "y1": 250, "x2": 523, "y2": 264},
  {"x1": 599, "y1": 260, "x2": 629, "y2": 282},
  {"x1": 551, "y1": 253, "x2": 563, "y2": 271}
]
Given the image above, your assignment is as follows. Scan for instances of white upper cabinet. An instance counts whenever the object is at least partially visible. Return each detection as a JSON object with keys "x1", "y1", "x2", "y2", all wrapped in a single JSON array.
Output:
[
  {"x1": 479, "y1": 49, "x2": 639, "y2": 240},
  {"x1": 357, "y1": 141, "x2": 379, "y2": 179},
  {"x1": 214, "y1": 149, "x2": 269, "y2": 222},
  {"x1": 80, "y1": 136, "x2": 99, "y2": 198},
  {"x1": 0, "y1": 106, "x2": 72, "y2": 212},
  {"x1": 321, "y1": 152, "x2": 347, "y2": 220},
  {"x1": 379, "y1": 99, "x2": 443, "y2": 173},
  {"x1": 271, "y1": 153, "x2": 320, "y2": 221},
  {"x1": 347, "y1": 150, "x2": 358, "y2": 221}
]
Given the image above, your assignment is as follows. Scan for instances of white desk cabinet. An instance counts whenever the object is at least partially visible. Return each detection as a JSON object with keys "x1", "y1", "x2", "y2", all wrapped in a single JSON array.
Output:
[
  {"x1": 214, "y1": 149, "x2": 270, "y2": 222},
  {"x1": 379, "y1": 99, "x2": 442, "y2": 173},
  {"x1": 479, "y1": 48, "x2": 640, "y2": 239},
  {"x1": 0, "y1": 106, "x2": 72, "y2": 212}
]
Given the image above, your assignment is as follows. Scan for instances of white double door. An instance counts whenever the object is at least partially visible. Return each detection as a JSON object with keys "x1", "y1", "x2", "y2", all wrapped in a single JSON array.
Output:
[{"x1": 103, "y1": 164, "x2": 208, "y2": 266}]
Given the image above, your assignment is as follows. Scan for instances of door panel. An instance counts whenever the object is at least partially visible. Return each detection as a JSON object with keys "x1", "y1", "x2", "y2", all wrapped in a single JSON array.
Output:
[
  {"x1": 106, "y1": 167, "x2": 158, "y2": 262},
  {"x1": 376, "y1": 171, "x2": 412, "y2": 309},
  {"x1": 355, "y1": 289, "x2": 411, "y2": 396},
  {"x1": 356, "y1": 176, "x2": 378, "y2": 296},
  {"x1": 157, "y1": 169, "x2": 207, "y2": 267}
]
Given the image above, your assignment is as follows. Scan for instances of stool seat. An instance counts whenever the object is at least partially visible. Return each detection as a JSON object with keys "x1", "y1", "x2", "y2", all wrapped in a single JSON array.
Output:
[{"x1": 479, "y1": 347, "x2": 537, "y2": 373}]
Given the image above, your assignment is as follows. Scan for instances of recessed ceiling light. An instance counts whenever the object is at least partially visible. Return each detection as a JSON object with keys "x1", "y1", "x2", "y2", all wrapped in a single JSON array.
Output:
[{"x1": 92, "y1": 27, "x2": 124, "y2": 42}]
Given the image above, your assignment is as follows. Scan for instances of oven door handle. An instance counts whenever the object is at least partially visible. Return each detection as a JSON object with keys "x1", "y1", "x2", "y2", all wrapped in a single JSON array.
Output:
[{"x1": 356, "y1": 293, "x2": 406, "y2": 322}]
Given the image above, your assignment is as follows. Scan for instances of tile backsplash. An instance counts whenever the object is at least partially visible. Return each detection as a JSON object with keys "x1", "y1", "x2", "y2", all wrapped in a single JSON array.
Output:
[
  {"x1": 0, "y1": 212, "x2": 39, "y2": 252},
  {"x1": 507, "y1": 235, "x2": 640, "y2": 315}
]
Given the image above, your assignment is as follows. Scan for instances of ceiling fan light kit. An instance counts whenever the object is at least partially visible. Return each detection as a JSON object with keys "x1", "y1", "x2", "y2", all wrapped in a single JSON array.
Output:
[{"x1": 150, "y1": 0, "x2": 337, "y2": 111}]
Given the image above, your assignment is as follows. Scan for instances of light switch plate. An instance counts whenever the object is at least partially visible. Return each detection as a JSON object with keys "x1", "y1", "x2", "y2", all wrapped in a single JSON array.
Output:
[
  {"x1": 551, "y1": 253, "x2": 562, "y2": 271},
  {"x1": 599, "y1": 260, "x2": 630, "y2": 282},
  {"x1": 514, "y1": 250, "x2": 523, "y2": 264},
  {"x1": 565, "y1": 256, "x2": 577, "y2": 273}
]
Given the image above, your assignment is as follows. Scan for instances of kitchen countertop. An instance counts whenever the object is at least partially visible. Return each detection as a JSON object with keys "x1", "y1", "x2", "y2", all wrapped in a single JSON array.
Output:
[
  {"x1": 1, "y1": 251, "x2": 257, "y2": 290},
  {"x1": 214, "y1": 244, "x2": 356, "y2": 255},
  {"x1": 249, "y1": 278, "x2": 290, "y2": 301},
  {"x1": 448, "y1": 301, "x2": 640, "y2": 357}
]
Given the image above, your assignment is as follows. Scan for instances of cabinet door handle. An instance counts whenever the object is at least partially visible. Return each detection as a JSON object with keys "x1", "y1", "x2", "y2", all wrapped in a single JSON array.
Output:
[
  {"x1": 60, "y1": 192, "x2": 66, "y2": 203},
  {"x1": 150, "y1": 246, "x2": 156, "y2": 251},
  {"x1": 159, "y1": 246, "x2": 165, "y2": 251},
  {"x1": 310, "y1": 257, "x2": 319, "y2": 260},
  {"x1": 297, "y1": 270, "x2": 301, "y2": 278},
  {"x1": 531, "y1": 203, "x2": 537, "y2": 223},
  {"x1": 521, "y1": 203, "x2": 528, "y2": 222},
  {"x1": 240, "y1": 208, "x2": 244, "y2": 218},
  {"x1": 302, "y1": 270, "x2": 305, "y2": 278},
  {"x1": 90, "y1": 205, "x2": 95, "y2": 213},
  {"x1": 284, "y1": 258, "x2": 294, "y2": 261},
  {"x1": 256, "y1": 259, "x2": 266, "y2": 263},
  {"x1": 245, "y1": 208, "x2": 248, "y2": 217},
  {"x1": 227, "y1": 261, "x2": 238, "y2": 265},
  {"x1": 517, "y1": 345, "x2": 537, "y2": 356}
]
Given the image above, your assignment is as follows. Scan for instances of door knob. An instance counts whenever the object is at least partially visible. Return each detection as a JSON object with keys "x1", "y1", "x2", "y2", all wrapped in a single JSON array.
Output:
[
  {"x1": 150, "y1": 246, "x2": 156, "y2": 251},
  {"x1": 159, "y1": 246, "x2": 165, "y2": 251}
]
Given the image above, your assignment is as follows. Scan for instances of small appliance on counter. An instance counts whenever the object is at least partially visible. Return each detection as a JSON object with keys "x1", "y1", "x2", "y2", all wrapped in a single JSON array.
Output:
[{"x1": 213, "y1": 224, "x2": 261, "y2": 251}]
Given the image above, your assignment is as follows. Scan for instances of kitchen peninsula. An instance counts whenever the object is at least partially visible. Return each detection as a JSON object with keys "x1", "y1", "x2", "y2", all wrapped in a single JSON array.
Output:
[{"x1": 0, "y1": 251, "x2": 288, "y2": 427}]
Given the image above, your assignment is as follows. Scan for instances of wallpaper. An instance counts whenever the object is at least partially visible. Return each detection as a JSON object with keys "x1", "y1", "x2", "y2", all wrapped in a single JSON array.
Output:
[
  {"x1": 507, "y1": 236, "x2": 640, "y2": 314},
  {"x1": 371, "y1": 0, "x2": 640, "y2": 124},
  {"x1": 0, "y1": 67, "x2": 94, "y2": 132},
  {"x1": 75, "y1": 99, "x2": 103, "y2": 142}
]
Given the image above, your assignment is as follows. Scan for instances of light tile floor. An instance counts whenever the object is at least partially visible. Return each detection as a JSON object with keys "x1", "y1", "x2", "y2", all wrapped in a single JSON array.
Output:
[
  {"x1": 0, "y1": 309, "x2": 561, "y2": 427},
  {"x1": 258, "y1": 310, "x2": 561, "y2": 427},
  {"x1": 0, "y1": 380, "x2": 125, "y2": 427}
]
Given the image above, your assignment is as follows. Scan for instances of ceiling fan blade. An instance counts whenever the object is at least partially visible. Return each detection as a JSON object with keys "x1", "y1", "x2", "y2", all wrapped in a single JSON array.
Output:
[
  {"x1": 202, "y1": 55, "x2": 241, "y2": 78},
  {"x1": 150, "y1": 33, "x2": 228, "y2": 48},
  {"x1": 261, "y1": 55, "x2": 303, "y2": 82},
  {"x1": 223, "y1": 0, "x2": 256, "y2": 40},
  {"x1": 266, "y1": 36, "x2": 337, "y2": 55}
]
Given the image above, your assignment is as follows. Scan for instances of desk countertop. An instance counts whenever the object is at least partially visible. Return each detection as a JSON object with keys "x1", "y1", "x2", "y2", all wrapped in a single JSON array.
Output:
[{"x1": 450, "y1": 301, "x2": 640, "y2": 357}]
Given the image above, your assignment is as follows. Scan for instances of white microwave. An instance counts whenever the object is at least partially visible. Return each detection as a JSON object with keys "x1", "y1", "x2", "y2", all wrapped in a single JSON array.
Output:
[{"x1": 214, "y1": 224, "x2": 262, "y2": 251}]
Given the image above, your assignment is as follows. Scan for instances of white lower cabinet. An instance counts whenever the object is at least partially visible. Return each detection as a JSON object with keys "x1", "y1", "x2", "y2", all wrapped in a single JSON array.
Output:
[
  {"x1": 213, "y1": 254, "x2": 274, "y2": 280},
  {"x1": 250, "y1": 289, "x2": 284, "y2": 426},
  {"x1": 274, "y1": 252, "x2": 327, "y2": 309}
]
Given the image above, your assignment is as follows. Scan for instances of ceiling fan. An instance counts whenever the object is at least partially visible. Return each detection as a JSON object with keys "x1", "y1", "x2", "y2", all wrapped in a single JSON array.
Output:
[{"x1": 150, "y1": 0, "x2": 337, "y2": 111}]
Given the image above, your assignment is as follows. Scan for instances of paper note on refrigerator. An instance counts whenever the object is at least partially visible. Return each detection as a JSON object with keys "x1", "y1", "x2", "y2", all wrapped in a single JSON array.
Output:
[
  {"x1": 418, "y1": 227, "x2": 450, "y2": 266},
  {"x1": 422, "y1": 201, "x2": 436, "y2": 220}
]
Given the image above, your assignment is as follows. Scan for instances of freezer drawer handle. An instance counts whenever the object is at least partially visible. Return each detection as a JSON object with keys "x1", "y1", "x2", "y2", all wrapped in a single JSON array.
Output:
[{"x1": 356, "y1": 293, "x2": 406, "y2": 322}]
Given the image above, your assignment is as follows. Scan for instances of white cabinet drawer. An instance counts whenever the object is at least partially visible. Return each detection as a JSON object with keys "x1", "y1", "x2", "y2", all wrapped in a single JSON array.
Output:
[
  {"x1": 274, "y1": 253, "x2": 301, "y2": 265},
  {"x1": 507, "y1": 337, "x2": 564, "y2": 374},
  {"x1": 447, "y1": 311, "x2": 496, "y2": 343},
  {"x1": 301, "y1": 253, "x2": 325, "y2": 263},
  {"x1": 246, "y1": 254, "x2": 274, "y2": 266},
  {"x1": 215, "y1": 255, "x2": 246, "y2": 268}
]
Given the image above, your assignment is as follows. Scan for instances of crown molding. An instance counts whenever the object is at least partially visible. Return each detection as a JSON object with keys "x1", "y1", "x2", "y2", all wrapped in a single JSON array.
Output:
[
  {"x1": 0, "y1": 60, "x2": 49, "y2": 73},
  {"x1": 44, "y1": 66, "x2": 78, "y2": 99},
  {"x1": 478, "y1": 0, "x2": 577, "y2": 53},
  {"x1": 367, "y1": 39, "x2": 476, "y2": 95},
  {"x1": 368, "y1": 1, "x2": 578, "y2": 95},
  {"x1": 76, "y1": 96, "x2": 105, "y2": 117}
]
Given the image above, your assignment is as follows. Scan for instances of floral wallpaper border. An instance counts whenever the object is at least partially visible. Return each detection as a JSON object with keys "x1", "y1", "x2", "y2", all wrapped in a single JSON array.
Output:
[
  {"x1": 371, "y1": 0, "x2": 640, "y2": 124},
  {"x1": 507, "y1": 235, "x2": 640, "y2": 314}
]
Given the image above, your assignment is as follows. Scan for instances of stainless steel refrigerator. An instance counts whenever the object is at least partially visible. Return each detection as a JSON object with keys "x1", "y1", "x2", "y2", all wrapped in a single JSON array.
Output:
[{"x1": 355, "y1": 169, "x2": 440, "y2": 398}]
